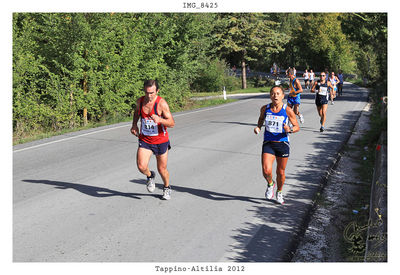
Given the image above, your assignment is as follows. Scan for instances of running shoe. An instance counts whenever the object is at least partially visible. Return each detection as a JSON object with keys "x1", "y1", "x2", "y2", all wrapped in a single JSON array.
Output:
[
  {"x1": 276, "y1": 191, "x2": 284, "y2": 204},
  {"x1": 331, "y1": 101, "x2": 334, "y2": 105},
  {"x1": 146, "y1": 171, "x2": 156, "y2": 193},
  {"x1": 299, "y1": 114, "x2": 304, "y2": 124},
  {"x1": 162, "y1": 186, "x2": 171, "y2": 200},
  {"x1": 265, "y1": 181, "x2": 275, "y2": 200},
  {"x1": 320, "y1": 126, "x2": 324, "y2": 132}
]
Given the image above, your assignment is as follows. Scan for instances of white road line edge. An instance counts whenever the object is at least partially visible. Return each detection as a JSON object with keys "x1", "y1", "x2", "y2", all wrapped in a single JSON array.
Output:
[{"x1": 13, "y1": 99, "x2": 252, "y2": 153}]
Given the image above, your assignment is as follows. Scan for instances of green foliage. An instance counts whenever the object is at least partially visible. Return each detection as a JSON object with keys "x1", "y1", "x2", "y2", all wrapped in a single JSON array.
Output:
[
  {"x1": 13, "y1": 12, "x2": 387, "y2": 142},
  {"x1": 12, "y1": 13, "x2": 216, "y2": 139},
  {"x1": 340, "y1": 13, "x2": 387, "y2": 84},
  {"x1": 191, "y1": 59, "x2": 241, "y2": 92},
  {"x1": 213, "y1": 13, "x2": 289, "y2": 88},
  {"x1": 288, "y1": 13, "x2": 356, "y2": 72}
]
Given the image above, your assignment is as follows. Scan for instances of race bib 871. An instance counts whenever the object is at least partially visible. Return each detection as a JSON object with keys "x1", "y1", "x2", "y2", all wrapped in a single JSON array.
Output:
[{"x1": 265, "y1": 114, "x2": 285, "y2": 133}]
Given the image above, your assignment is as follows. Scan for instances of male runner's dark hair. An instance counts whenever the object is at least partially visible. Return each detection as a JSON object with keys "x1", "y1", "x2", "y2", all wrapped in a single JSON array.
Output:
[{"x1": 144, "y1": 80, "x2": 159, "y2": 90}]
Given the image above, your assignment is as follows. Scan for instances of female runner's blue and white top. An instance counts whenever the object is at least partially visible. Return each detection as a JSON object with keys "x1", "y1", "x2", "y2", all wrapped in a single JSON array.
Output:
[
  {"x1": 264, "y1": 104, "x2": 290, "y2": 142},
  {"x1": 329, "y1": 76, "x2": 337, "y2": 91}
]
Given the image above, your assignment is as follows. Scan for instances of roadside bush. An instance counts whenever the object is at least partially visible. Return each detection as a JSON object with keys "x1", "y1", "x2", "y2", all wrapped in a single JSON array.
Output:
[
  {"x1": 223, "y1": 75, "x2": 241, "y2": 91},
  {"x1": 191, "y1": 59, "x2": 240, "y2": 92}
]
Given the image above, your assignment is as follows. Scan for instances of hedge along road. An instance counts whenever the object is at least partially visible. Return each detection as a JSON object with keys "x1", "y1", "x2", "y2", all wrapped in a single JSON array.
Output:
[{"x1": 13, "y1": 82, "x2": 368, "y2": 262}]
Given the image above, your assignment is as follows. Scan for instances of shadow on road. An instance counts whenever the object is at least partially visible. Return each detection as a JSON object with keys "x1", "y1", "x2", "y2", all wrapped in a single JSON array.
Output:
[
  {"x1": 22, "y1": 178, "x2": 268, "y2": 204},
  {"x1": 227, "y1": 198, "x2": 310, "y2": 262},
  {"x1": 130, "y1": 179, "x2": 265, "y2": 204},
  {"x1": 21, "y1": 179, "x2": 159, "y2": 200}
]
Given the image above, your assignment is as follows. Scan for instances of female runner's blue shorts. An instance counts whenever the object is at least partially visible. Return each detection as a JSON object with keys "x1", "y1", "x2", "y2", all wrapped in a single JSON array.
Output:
[{"x1": 262, "y1": 141, "x2": 290, "y2": 158}]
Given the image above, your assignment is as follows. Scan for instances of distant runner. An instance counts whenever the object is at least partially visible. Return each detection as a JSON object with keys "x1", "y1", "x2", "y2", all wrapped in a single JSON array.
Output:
[
  {"x1": 337, "y1": 70, "x2": 344, "y2": 96},
  {"x1": 254, "y1": 85, "x2": 300, "y2": 204},
  {"x1": 328, "y1": 71, "x2": 340, "y2": 105},
  {"x1": 309, "y1": 69, "x2": 315, "y2": 89},
  {"x1": 311, "y1": 72, "x2": 334, "y2": 132},
  {"x1": 131, "y1": 80, "x2": 175, "y2": 200},
  {"x1": 303, "y1": 69, "x2": 310, "y2": 90},
  {"x1": 285, "y1": 67, "x2": 291, "y2": 77},
  {"x1": 287, "y1": 68, "x2": 304, "y2": 124}
]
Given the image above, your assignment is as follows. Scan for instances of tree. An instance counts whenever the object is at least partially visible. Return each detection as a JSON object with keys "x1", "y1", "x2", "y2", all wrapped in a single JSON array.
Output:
[
  {"x1": 268, "y1": 13, "x2": 302, "y2": 68},
  {"x1": 214, "y1": 13, "x2": 289, "y2": 89},
  {"x1": 286, "y1": 13, "x2": 356, "y2": 72},
  {"x1": 340, "y1": 13, "x2": 387, "y2": 83},
  {"x1": 13, "y1": 13, "x2": 222, "y2": 138}
]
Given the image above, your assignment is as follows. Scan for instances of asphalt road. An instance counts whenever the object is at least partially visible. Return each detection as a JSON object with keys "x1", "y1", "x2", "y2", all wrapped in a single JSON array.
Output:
[{"x1": 13, "y1": 82, "x2": 369, "y2": 262}]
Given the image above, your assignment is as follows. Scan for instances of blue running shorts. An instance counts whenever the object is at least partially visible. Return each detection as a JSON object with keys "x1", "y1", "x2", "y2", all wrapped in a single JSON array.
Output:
[
  {"x1": 287, "y1": 96, "x2": 300, "y2": 106},
  {"x1": 139, "y1": 140, "x2": 171, "y2": 155},
  {"x1": 262, "y1": 141, "x2": 290, "y2": 158}
]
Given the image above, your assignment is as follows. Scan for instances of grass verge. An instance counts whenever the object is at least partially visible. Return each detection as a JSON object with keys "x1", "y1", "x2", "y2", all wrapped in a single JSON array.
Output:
[
  {"x1": 13, "y1": 97, "x2": 238, "y2": 145},
  {"x1": 191, "y1": 86, "x2": 270, "y2": 97}
]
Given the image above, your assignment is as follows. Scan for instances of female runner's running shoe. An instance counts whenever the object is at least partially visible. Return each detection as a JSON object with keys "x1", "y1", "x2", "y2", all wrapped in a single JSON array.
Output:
[
  {"x1": 276, "y1": 191, "x2": 284, "y2": 204},
  {"x1": 265, "y1": 181, "x2": 275, "y2": 200}
]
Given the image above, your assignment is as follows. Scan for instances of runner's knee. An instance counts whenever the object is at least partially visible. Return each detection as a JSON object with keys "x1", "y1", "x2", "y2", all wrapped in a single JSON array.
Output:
[
  {"x1": 263, "y1": 166, "x2": 273, "y2": 176},
  {"x1": 137, "y1": 162, "x2": 148, "y2": 173},
  {"x1": 157, "y1": 164, "x2": 168, "y2": 174},
  {"x1": 276, "y1": 168, "x2": 286, "y2": 177}
]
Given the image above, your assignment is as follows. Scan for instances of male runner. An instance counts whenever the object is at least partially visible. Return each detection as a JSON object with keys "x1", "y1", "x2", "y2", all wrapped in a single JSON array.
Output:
[
  {"x1": 131, "y1": 80, "x2": 175, "y2": 200},
  {"x1": 309, "y1": 69, "x2": 315, "y2": 88},
  {"x1": 303, "y1": 69, "x2": 310, "y2": 89},
  {"x1": 287, "y1": 68, "x2": 304, "y2": 123}
]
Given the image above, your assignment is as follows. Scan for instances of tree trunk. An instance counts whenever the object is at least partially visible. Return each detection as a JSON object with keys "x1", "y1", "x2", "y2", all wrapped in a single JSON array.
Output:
[{"x1": 241, "y1": 59, "x2": 247, "y2": 89}]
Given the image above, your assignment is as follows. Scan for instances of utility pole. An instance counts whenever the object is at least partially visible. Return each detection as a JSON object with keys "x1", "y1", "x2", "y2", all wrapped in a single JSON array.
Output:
[{"x1": 83, "y1": 71, "x2": 88, "y2": 126}]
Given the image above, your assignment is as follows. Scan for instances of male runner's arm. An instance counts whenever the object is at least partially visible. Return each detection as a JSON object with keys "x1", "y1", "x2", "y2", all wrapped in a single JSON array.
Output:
[
  {"x1": 284, "y1": 106, "x2": 300, "y2": 134},
  {"x1": 151, "y1": 98, "x2": 175, "y2": 128},
  {"x1": 295, "y1": 79, "x2": 303, "y2": 94},
  {"x1": 254, "y1": 105, "x2": 266, "y2": 134},
  {"x1": 130, "y1": 98, "x2": 141, "y2": 137}
]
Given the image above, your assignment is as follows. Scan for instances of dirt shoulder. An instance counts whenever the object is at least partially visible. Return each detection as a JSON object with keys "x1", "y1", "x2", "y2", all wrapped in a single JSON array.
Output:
[{"x1": 292, "y1": 101, "x2": 387, "y2": 262}]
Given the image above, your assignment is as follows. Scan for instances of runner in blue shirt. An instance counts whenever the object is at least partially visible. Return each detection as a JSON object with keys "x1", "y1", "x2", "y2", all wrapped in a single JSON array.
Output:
[
  {"x1": 254, "y1": 85, "x2": 300, "y2": 204},
  {"x1": 287, "y1": 68, "x2": 304, "y2": 123}
]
